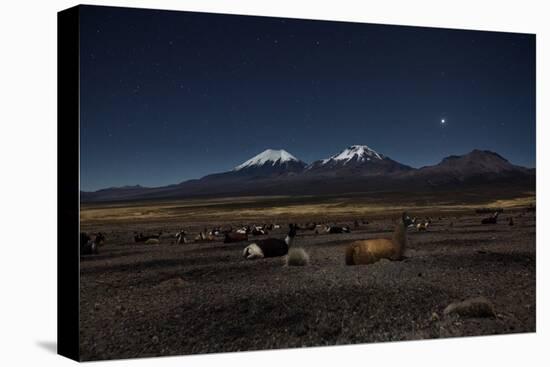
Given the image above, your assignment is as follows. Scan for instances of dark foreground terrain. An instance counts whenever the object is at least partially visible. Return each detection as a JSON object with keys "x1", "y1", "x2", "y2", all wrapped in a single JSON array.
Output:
[{"x1": 79, "y1": 194, "x2": 536, "y2": 361}]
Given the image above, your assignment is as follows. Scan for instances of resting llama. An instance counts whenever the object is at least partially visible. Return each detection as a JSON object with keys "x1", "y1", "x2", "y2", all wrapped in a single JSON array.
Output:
[
  {"x1": 134, "y1": 232, "x2": 162, "y2": 243},
  {"x1": 243, "y1": 224, "x2": 297, "y2": 260},
  {"x1": 325, "y1": 225, "x2": 351, "y2": 234},
  {"x1": 481, "y1": 211, "x2": 499, "y2": 224},
  {"x1": 416, "y1": 220, "x2": 429, "y2": 231},
  {"x1": 345, "y1": 212, "x2": 411, "y2": 265}
]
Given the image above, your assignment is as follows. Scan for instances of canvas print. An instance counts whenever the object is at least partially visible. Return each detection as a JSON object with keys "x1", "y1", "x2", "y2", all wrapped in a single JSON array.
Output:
[{"x1": 76, "y1": 5, "x2": 535, "y2": 361}]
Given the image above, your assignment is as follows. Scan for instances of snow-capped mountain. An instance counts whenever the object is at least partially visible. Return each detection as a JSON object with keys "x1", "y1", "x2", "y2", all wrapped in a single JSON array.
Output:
[
  {"x1": 321, "y1": 145, "x2": 384, "y2": 164},
  {"x1": 306, "y1": 145, "x2": 412, "y2": 176},
  {"x1": 205, "y1": 148, "x2": 307, "y2": 179},
  {"x1": 234, "y1": 149, "x2": 303, "y2": 171}
]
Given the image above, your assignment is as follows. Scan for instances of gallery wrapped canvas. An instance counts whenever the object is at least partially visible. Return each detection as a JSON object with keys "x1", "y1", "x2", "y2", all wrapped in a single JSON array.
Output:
[{"x1": 58, "y1": 4, "x2": 536, "y2": 362}]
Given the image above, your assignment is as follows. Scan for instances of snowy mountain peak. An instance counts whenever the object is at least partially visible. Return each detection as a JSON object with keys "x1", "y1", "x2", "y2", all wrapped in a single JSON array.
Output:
[
  {"x1": 234, "y1": 149, "x2": 301, "y2": 171},
  {"x1": 322, "y1": 145, "x2": 383, "y2": 165}
]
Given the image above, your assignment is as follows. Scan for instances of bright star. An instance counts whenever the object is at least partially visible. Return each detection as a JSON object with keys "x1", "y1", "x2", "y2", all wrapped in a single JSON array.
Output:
[{"x1": 441, "y1": 118, "x2": 446, "y2": 124}]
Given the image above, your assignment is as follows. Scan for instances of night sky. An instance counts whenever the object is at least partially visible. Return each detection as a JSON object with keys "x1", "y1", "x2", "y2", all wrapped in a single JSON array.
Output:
[{"x1": 80, "y1": 5, "x2": 535, "y2": 191}]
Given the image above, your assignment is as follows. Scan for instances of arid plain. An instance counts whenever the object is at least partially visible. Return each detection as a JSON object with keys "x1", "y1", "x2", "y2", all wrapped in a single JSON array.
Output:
[{"x1": 79, "y1": 189, "x2": 535, "y2": 360}]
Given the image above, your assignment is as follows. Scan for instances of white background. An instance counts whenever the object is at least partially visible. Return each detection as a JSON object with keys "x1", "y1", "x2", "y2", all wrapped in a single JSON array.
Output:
[{"x1": 0, "y1": 0, "x2": 547, "y2": 365}]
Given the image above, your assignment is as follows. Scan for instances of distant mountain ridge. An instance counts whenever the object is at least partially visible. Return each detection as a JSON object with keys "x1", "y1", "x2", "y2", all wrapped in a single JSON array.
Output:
[
  {"x1": 409, "y1": 149, "x2": 534, "y2": 185},
  {"x1": 81, "y1": 146, "x2": 535, "y2": 202}
]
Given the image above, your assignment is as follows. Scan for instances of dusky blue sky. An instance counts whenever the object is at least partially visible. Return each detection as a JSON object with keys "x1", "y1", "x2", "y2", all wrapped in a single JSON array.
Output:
[{"x1": 79, "y1": 5, "x2": 535, "y2": 191}]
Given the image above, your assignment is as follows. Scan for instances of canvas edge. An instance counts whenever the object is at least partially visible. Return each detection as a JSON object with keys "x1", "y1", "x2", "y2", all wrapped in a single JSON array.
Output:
[{"x1": 57, "y1": 4, "x2": 81, "y2": 362}]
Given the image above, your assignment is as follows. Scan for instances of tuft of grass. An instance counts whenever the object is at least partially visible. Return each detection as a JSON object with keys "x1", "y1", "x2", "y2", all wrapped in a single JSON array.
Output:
[
  {"x1": 286, "y1": 247, "x2": 310, "y2": 266},
  {"x1": 443, "y1": 297, "x2": 495, "y2": 318}
]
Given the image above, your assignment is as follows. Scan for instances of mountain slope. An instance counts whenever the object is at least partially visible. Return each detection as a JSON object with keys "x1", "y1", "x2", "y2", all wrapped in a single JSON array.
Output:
[{"x1": 409, "y1": 149, "x2": 533, "y2": 185}]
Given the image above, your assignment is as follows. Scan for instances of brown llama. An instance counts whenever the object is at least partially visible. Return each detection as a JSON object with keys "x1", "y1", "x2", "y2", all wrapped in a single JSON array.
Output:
[{"x1": 345, "y1": 212, "x2": 409, "y2": 265}]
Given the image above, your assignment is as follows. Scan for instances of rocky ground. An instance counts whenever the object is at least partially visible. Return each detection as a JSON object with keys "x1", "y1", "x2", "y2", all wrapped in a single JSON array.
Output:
[{"x1": 79, "y1": 207, "x2": 536, "y2": 361}]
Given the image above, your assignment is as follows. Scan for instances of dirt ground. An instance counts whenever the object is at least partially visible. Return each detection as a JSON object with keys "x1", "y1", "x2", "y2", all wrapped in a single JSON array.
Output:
[{"x1": 79, "y1": 194, "x2": 536, "y2": 361}]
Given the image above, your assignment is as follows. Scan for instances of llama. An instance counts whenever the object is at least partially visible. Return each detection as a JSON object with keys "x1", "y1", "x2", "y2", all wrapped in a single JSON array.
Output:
[
  {"x1": 175, "y1": 230, "x2": 188, "y2": 244},
  {"x1": 92, "y1": 232, "x2": 105, "y2": 245},
  {"x1": 325, "y1": 225, "x2": 351, "y2": 234},
  {"x1": 236, "y1": 225, "x2": 250, "y2": 235},
  {"x1": 209, "y1": 226, "x2": 231, "y2": 237},
  {"x1": 243, "y1": 224, "x2": 297, "y2": 260},
  {"x1": 208, "y1": 227, "x2": 221, "y2": 237},
  {"x1": 134, "y1": 232, "x2": 162, "y2": 243},
  {"x1": 251, "y1": 226, "x2": 268, "y2": 236},
  {"x1": 416, "y1": 220, "x2": 429, "y2": 231},
  {"x1": 194, "y1": 230, "x2": 215, "y2": 243},
  {"x1": 345, "y1": 212, "x2": 410, "y2": 265},
  {"x1": 481, "y1": 211, "x2": 499, "y2": 224},
  {"x1": 80, "y1": 232, "x2": 101, "y2": 255}
]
